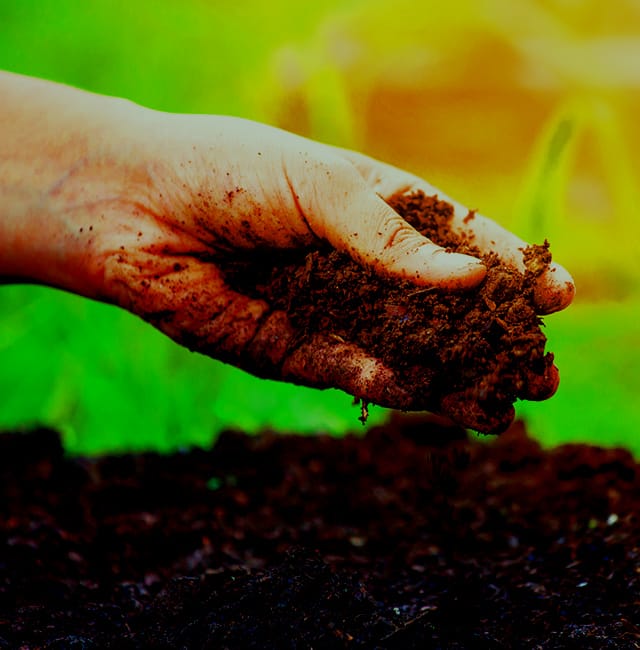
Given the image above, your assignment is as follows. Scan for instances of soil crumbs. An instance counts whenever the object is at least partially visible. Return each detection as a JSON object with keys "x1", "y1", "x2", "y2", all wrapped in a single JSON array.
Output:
[
  {"x1": 1, "y1": 418, "x2": 639, "y2": 649},
  {"x1": 224, "y1": 191, "x2": 557, "y2": 434}
]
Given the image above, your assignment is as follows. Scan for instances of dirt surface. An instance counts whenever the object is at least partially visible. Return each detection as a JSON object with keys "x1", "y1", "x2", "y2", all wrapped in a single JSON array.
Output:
[
  {"x1": 2, "y1": 418, "x2": 639, "y2": 649},
  {"x1": 224, "y1": 192, "x2": 557, "y2": 434}
]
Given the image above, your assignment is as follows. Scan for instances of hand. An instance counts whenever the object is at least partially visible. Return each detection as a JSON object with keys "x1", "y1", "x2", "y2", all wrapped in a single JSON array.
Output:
[
  {"x1": 0, "y1": 73, "x2": 574, "y2": 410},
  {"x1": 77, "y1": 113, "x2": 573, "y2": 409}
]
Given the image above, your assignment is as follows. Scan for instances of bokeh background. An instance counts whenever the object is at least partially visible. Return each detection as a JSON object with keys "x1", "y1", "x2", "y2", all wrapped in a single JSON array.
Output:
[{"x1": 1, "y1": 0, "x2": 639, "y2": 455}]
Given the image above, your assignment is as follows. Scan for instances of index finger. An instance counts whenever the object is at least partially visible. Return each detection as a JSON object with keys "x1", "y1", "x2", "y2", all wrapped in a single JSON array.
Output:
[
  {"x1": 336, "y1": 149, "x2": 575, "y2": 314},
  {"x1": 446, "y1": 198, "x2": 575, "y2": 314}
]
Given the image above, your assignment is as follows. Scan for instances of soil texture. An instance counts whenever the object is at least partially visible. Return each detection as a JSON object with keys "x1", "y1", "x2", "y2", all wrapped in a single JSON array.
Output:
[
  {"x1": 1, "y1": 418, "x2": 639, "y2": 649},
  {"x1": 224, "y1": 192, "x2": 557, "y2": 434}
]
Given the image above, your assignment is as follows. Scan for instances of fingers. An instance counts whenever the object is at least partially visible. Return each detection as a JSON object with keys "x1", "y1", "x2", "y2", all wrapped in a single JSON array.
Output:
[
  {"x1": 335, "y1": 148, "x2": 574, "y2": 313},
  {"x1": 440, "y1": 391, "x2": 516, "y2": 434},
  {"x1": 103, "y1": 251, "x2": 271, "y2": 358},
  {"x1": 446, "y1": 206, "x2": 575, "y2": 314},
  {"x1": 281, "y1": 335, "x2": 412, "y2": 409},
  {"x1": 104, "y1": 249, "x2": 413, "y2": 408},
  {"x1": 522, "y1": 361, "x2": 560, "y2": 401},
  {"x1": 532, "y1": 263, "x2": 575, "y2": 315},
  {"x1": 316, "y1": 184, "x2": 486, "y2": 290}
]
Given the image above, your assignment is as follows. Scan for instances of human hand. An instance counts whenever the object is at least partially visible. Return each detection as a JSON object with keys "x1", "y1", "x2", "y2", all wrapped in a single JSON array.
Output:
[
  {"x1": 71, "y1": 111, "x2": 571, "y2": 410},
  {"x1": 0, "y1": 69, "x2": 572, "y2": 412}
]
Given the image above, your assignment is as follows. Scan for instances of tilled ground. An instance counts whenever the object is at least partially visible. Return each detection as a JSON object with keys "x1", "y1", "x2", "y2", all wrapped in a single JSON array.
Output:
[{"x1": 1, "y1": 417, "x2": 639, "y2": 649}]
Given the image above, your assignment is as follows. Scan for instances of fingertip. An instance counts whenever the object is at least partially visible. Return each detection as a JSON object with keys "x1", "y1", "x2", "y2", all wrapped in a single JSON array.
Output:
[
  {"x1": 523, "y1": 362, "x2": 560, "y2": 401},
  {"x1": 282, "y1": 337, "x2": 412, "y2": 409},
  {"x1": 456, "y1": 255, "x2": 488, "y2": 288},
  {"x1": 334, "y1": 192, "x2": 486, "y2": 291},
  {"x1": 410, "y1": 249, "x2": 486, "y2": 289},
  {"x1": 534, "y1": 262, "x2": 575, "y2": 314}
]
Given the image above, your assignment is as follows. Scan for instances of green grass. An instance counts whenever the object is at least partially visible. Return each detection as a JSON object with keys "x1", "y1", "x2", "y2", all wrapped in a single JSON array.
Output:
[
  {"x1": 1, "y1": 0, "x2": 639, "y2": 456},
  {"x1": 0, "y1": 284, "x2": 387, "y2": 455},
  {"x1": 510, "y1": 100, "x2": 640, "y2": 456},
  {"x1": 516, "y1": 300, "x2": 640, "y2": 457},
  {"x1": 0, "y1": 0, "x2": 358, "y2": 117},
  {"x1": 0, "y1": 0, "x2": 379, "y2": 455}
]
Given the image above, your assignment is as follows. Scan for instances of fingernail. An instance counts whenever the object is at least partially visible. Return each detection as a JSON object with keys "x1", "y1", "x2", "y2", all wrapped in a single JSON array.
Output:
[{"x1": 534, "y1": 263, "x2": 575, "y2": 314}]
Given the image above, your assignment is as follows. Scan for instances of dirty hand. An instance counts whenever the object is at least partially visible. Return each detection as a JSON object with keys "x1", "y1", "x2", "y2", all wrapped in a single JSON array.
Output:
[
  {"x1": 0, "y1": 74, "x2": 574, "y2": 409},
  {"x1": 69, "y1": 113, "x2": 576, "y2": 408}
]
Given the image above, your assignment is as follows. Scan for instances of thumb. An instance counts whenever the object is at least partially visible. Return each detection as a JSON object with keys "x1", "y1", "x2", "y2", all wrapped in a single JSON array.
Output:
[{"x1": 318, "y1": 188, "x2": 486, "y2": 289}]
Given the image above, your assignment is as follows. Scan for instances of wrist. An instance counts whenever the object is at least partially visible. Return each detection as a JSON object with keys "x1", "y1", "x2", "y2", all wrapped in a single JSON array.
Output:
[{"x1": 0, "y1": 72, "x2": 153, "y2": 296}]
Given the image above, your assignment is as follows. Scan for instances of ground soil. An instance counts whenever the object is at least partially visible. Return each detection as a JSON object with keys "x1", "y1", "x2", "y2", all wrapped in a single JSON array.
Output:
[
  {"x1": 1, "y1": 417, "x2": 639, "y2": 649},
  {"x1": 224, "y1": 192, "x2": 557, "y2": 434}
]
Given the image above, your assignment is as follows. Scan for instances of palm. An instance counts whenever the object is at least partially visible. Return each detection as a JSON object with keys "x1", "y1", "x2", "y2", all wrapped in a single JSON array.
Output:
[{"x1": 96, "y1": 115, "x2": 573, "y2": 412}]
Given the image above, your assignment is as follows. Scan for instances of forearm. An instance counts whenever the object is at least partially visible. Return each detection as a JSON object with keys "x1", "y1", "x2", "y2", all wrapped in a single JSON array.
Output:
[{"x1": 0, "y1": 72, "x2": 146, "y2": 293}]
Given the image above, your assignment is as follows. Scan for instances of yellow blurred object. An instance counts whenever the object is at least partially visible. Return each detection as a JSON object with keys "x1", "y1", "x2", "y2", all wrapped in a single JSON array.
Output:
[{"x1": 263, "y1": 0, "x2": 640, "y2": 301}]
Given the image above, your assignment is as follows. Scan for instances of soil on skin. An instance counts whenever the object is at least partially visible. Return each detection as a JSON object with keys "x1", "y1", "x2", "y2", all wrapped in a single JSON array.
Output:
[
  {"x1": 2, "y1": 419, "x2": 639, "y2": 649},
  {"x1": 224, "y1": 192, "x2": 557, "y2": 434}
]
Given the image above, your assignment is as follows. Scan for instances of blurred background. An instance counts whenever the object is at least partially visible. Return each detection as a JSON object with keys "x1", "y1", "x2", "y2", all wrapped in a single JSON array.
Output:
[{"x1": 1, "y1": 0, "x2": 639, "y2": 455}]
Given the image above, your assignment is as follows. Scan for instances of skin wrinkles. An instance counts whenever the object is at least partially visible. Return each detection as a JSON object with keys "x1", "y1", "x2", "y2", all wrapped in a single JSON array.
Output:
[
  {"x1": 282, "y1": 164, "x2": 321, "y2": 244},
  {"x1": 94, "y1": 121, "x2": 571, "y2": 406},
  {"x1": 0, "y1": 73, "x2": 575, "y2": 411}
]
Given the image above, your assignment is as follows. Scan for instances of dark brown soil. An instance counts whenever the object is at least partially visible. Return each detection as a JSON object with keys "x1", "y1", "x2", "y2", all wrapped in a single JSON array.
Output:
[
  {"x1": 2, "y1": 418, "x2": 639, "y2": 649},
  {"x1": 224, "y1": 192, "x2": 557, "y2": 434}
]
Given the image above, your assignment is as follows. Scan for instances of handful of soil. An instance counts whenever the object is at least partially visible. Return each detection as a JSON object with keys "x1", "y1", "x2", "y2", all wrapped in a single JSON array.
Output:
[{"x1": 224, "y1": 191, "x2": 558, "y2": 434}]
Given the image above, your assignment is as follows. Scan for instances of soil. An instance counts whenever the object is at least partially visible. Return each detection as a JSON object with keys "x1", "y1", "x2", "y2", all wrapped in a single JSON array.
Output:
[
  {"x1": 223, "y1": 191, "x2": 557, "y2": 434},
  {"x1": 2, "y1": 418, "x2": 639, "y2": 649}
]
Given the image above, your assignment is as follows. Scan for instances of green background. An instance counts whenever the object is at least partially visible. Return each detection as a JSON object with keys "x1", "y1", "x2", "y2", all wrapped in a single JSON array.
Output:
[{"x1": 2, "y1": 0, "x2": 639, "y2": 455}]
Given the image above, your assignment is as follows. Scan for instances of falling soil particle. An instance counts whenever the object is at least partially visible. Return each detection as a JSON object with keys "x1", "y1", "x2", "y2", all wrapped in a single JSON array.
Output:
[
  {"x1": 2, "y1": 419, "x2": 639, "y2": 648},
  {"x1": 224, "y1": 191, "x2": 558, "y2": 434}
]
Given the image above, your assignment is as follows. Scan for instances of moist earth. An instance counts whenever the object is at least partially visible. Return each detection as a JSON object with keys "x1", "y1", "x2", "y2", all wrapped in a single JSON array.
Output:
[
  {"x1": 1, "y1": 419, "x2": 639, "y2": 648},
  {"x1": 224, "y1": 191, "x2": 557, "y2": 434}
]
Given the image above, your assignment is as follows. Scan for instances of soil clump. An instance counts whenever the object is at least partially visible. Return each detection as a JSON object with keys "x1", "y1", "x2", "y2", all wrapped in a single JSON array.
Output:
[
  {"x1": 1, "y1": 419, "x2": 639, "y2": 648},
  {"x1": 224, "y1": 192, "x2": 557, "y2": 434}
]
